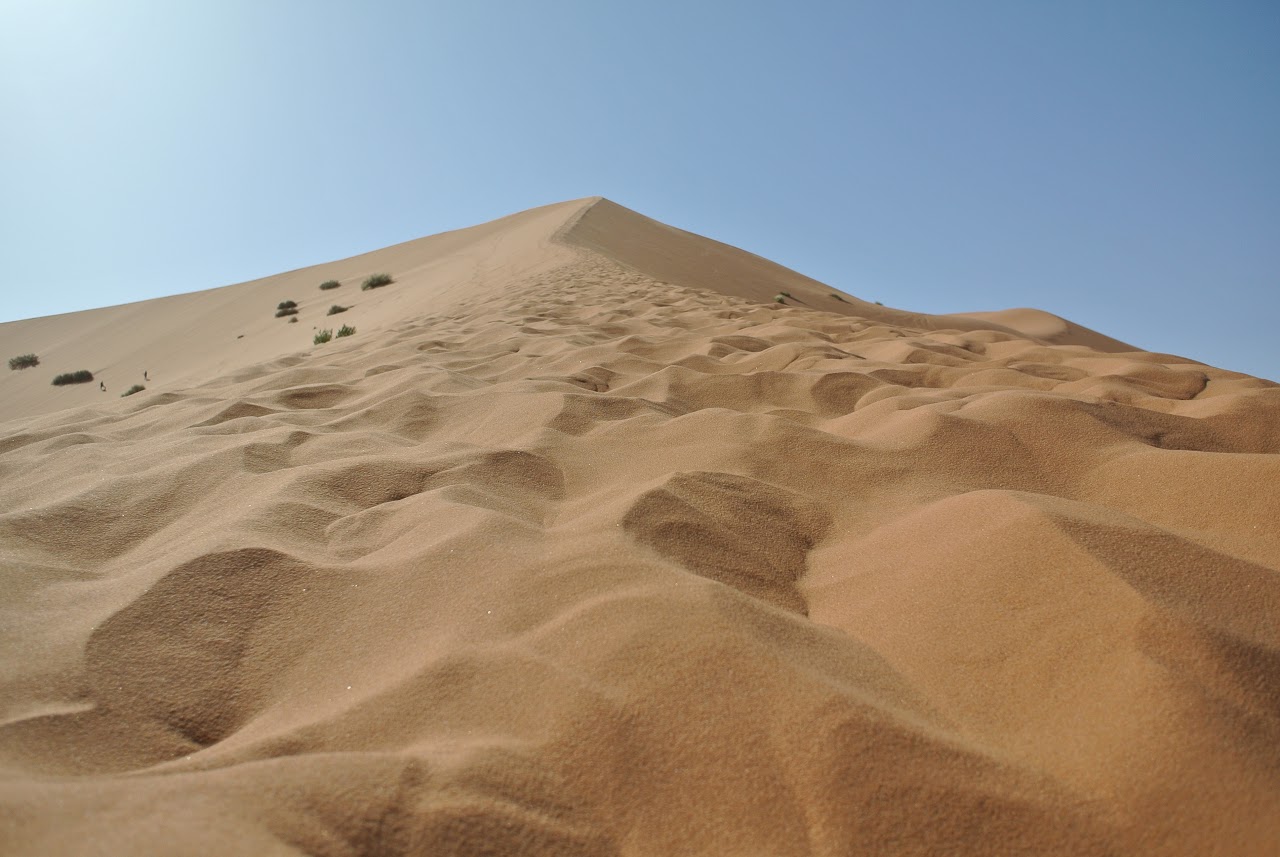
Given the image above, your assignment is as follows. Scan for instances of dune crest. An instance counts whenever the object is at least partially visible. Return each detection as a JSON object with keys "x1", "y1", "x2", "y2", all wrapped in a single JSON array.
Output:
[
  {"x1": 949, "y1": 306, "x2": 1137, "y2": 353},
  {"x1": 1, "y1": 200, "x2": 1277, "y2": 855}
]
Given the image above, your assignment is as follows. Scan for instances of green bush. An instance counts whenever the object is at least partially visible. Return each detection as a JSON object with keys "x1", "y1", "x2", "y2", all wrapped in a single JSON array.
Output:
[
  {"x1": 314, "y1": 329, "x2": 333, "y2": 345},
  {"x1": 288, "y1": 316, "x2": 299, "y2": 323},
  {"x1": 277, "y1": 300, "x2": 298, "y2": 310},
  {"x1": 361, "y1": 272, "x2": 394, "y2": 290},
  {"x1": 8, "y1": 354, "x2": 39, "y2": 370},
  {"x1": 327, "y1": 304, "x2": 348, "y2": 316},
  {"x1": 52, "y1": 370, "x2": 94, "y2": 386},
  {"x1": 336, "y1": 324, "x2": 356, "y2": 338},
  {"x1": 319, "y1": 280, "x2": 341, "y2": 290},
  {"x1": 121, "y1": 384, "x2": 145, "y2": 397},
  {"x1": 276, "y1": 306, "x2": 299, "y2": 318}
]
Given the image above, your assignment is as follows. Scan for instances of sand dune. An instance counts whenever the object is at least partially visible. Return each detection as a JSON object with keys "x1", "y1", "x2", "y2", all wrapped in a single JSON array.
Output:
[{"x1": 1, "y1": 198, "x2": 1277, "y2": 855}]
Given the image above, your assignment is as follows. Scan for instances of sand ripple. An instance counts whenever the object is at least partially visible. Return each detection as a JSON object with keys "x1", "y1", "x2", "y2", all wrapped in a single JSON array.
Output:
[{"x1": 1, "y1": 202, "x2": 1278, "y2": 854}]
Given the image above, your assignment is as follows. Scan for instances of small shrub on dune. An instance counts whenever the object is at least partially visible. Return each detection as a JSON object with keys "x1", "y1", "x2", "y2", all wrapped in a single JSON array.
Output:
[
  {"x1": 276, "y1": 306, "x2": 299, "y2": 318},
  {"x1": 336, "y1": 324, "x2": 356, "y2": 338},
  {"x1": 8, "y1": 354, "x2": 39, "y2": 370},
  {"x1": 121, "y1": 384, "x2": 145, "y2": 397},
  {"x1": 52, "y1": 370, "x2": 94, "y2": 386},
  {"x1": 327, "y1": 304, "x2": 349, "y2": 316},
  {"x1": 319, "y1": 280, "x2": 341, "y2": 290},
  {"x1": 361, "y1": 272, "x2": 393, "y2": 290},
  {"x1": 277, "y1": 300, "x2": 297, "y2": 310},
  {"x1": 314, "y1": 329, "x2": 333, "y2": 345},
  {"x1": 288, "y1": 316, "x2": 299, "y2": 323}
]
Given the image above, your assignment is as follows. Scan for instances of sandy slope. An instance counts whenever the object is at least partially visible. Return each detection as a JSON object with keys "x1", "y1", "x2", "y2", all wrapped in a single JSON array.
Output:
[
  {"x1": 0, "y1": 198, "x2": 590, "y2": 424},
  {"x1": 1, "y1": 199, "x2": 1278, "y2": 855}
]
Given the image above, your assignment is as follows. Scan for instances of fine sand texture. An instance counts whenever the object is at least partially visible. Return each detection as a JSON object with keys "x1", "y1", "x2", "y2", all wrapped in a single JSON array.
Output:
[{"x1": 1, "y1": 198, "x2": 1278, "y2": 855}]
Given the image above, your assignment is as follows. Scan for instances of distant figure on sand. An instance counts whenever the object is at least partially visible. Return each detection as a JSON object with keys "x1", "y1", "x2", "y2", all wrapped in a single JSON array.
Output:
[
  {"x1": 99, "y1": 382, "x2": 105, "y2": 391},
  {"x1": 144, "y1": 370, "x2": 148, "y2": 381}
]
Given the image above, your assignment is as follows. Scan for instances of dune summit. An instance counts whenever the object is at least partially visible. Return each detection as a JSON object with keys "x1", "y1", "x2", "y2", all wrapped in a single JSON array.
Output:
[{"x1": 1, "y1": 198, "x2": 1278, "y2": 855}]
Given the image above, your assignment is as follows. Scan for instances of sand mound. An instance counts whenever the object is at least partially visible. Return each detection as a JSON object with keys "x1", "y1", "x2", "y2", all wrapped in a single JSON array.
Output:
[{"x1": 1, "y1": 199, "x2": 1277, "y2": 855}]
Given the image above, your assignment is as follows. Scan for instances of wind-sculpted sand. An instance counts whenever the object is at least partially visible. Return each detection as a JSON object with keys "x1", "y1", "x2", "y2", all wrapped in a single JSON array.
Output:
[{"x1": 1, "y1": 199, "x2": 1277, "y2": 855}]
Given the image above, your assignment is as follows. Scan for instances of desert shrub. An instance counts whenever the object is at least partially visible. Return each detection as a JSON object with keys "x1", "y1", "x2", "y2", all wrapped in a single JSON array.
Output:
[
  {"x1": 336, "y1": 324, "x2": 356, "y2": 338},
  {"x1": 319, "y1": 280, "x2": 341, "y2": 290},
  {"x1": 277, "y1": 300, "x2": 298, "y2": 310},
  {"x1": 121, "y1": 384, "x2": 145, "y2": 397},
  {"x1": 52, "y1": 370, "x2": 94, "y2": 386},
  {"x1": 275, "y1": 306, "x2": 299, "y2": 318},
  {"x1": 774, "y1": 294, "x2": 786, "y2": 304},
  {"x1": 8, "y1": 354, "x2": 39, "y2": 370},
  {"x1": 288, "y1": 316, "x2": 299, "y2": 323},
  {"x1": 314, "y1": 329, "x2": 333, "y2": 345},
  {"x1": 327, "y1": 304, "x2": 348, "y2": 316},
  {"x1": 875, "y1": 300, "x2": 884, "y2": 306},
  {"x1": 361, "y1": 272, "x2": 393, "y2": 290}
]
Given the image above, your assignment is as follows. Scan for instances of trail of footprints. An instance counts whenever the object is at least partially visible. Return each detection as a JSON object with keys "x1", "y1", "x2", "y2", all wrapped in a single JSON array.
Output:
[{"x1": 2, "y1": 253, "x2": 1276, "y2": 617}]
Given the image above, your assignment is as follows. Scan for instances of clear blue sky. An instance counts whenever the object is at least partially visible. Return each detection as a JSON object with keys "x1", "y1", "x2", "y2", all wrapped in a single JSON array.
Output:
[{"x1": 2, "y1": 1, "x2": 1276, "y2": 379}]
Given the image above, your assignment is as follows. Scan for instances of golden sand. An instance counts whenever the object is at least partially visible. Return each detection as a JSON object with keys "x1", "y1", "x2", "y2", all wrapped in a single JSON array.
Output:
[{"x1": 1, "y1": 198, "x2": 1277, "y2": 854}]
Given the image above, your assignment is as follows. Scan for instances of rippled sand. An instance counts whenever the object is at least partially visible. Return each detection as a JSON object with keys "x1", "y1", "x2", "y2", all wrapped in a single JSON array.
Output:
[{"x1": 2, "y1": 198, "x2": 1277, "y2": 855}]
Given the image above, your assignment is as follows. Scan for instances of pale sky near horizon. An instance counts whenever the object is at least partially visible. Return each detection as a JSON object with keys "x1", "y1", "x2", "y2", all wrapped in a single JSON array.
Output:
[{"x1": 1, "y1": 1, "x2": 1276, "y2": 379}]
